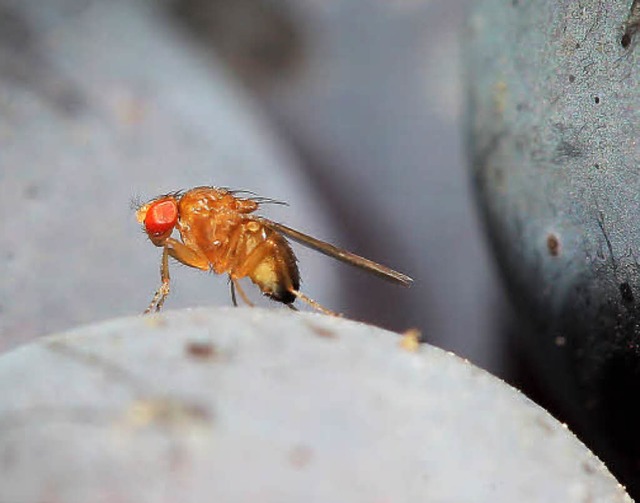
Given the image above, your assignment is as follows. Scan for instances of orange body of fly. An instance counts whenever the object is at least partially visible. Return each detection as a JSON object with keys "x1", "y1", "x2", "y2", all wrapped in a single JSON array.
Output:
[{"x1": 136, "y1": 186, "x2": 412, "y2": 315}]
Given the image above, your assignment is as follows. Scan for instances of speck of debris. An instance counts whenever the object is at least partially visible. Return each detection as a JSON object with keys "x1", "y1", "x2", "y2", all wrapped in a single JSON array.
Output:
[
  {"x1": 535, "y1": 415, "x2": 554, "y2": 434},
  {"x1": 399, "y1": 328, "x2": 421, "y2": 352},
  {"x1": 594, "y1": 96, "x2": 600, "y2": 104},
  {"x1": 143, "y1": 314, "x2": 168, "y2": 328},
  {"x1": 547, "y1": 234, "x2": 561, "y2": 257},
  {"x1": 622, "y1": 33, "x2": 632, "y2": 48},
  {"x1": 555, "y1": 336, "x2": 566, "y2": 347},
  {"x1": 568, "y1": 74, "x2": 575, "y2": 83},
  {"x1": 306, "y1": 323, "x2": 337, "y2": 339},
  {"x1": 186, "y1": 340, "x2": 217, "y2": 359},
  {"x1": 120, "y1": 397, "x2": 211, "y2": 430}
]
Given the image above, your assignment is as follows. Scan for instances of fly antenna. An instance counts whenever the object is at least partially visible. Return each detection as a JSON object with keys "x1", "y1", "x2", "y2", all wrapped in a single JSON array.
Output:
[{"x1": 130, "y1": 195, "x2": 143, "y2": 211}]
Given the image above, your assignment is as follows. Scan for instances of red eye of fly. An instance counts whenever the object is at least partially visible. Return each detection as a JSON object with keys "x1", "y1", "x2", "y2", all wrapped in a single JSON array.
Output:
[{"x1": 144, "y1": 199, "x2": 178, "y2": 237}]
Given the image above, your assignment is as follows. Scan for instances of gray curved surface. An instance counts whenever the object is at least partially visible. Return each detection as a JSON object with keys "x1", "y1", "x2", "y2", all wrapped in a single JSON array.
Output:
[
  {"x1": 465, "y1": 0, "x2": 640, "y2": 492},
  {"x1": 0, "y1": 308, "x2": 631, "y2": 502}
]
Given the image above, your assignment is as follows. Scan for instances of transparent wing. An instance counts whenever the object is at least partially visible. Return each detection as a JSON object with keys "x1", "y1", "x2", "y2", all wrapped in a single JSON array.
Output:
[{"x1": 257, "y1": 218, "x2": 413, "y2": 287}]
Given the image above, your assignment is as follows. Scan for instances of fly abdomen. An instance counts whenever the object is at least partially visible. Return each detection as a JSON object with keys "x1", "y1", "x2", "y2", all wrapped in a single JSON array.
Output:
[{"x1": 237, "y1": 227, "x2": 299, "y2": 305}]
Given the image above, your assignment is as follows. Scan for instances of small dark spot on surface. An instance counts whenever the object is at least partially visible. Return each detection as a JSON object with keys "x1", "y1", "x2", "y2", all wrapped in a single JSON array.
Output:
[
  {"x1": 622, "y1": 33, "x2": 632, "y2": 48},
  {"x1": 594, "y1": 163, "x2": 600, "y2": 169},
  {"x1": 575, "y1": 42, "x2": 581, "y2": 49},
  {"x1": 306, "y1": 322, "x2": 337, "y2": 339},
  {"x1": 594, "y1": 96, "x2": 600, "y2": 104},
  {"x1": 582, "y1": 461, "x2": 596, "y2": 474},
  {"x1": 186, "y1": 340, "x2": 217, "y2": 359},
  {"x1": 547, "y1": 234, "x2": 561, "y2": 257},
  {"x1": 620, "y1": 282, "x2": 634, "y2": 303},
  {"x1": 288, "y1": 444, "x2": 313, "y2": 469},
  {"x1": 535, "y1": 415, "x2": 554, "y2": 434},
  {"x1": 568, "y1": 74, "x2": 576, "y2": 83}
]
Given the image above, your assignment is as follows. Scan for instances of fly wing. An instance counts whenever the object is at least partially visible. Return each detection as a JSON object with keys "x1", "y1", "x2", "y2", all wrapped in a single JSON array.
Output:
[{"x1": 257, "y1": 218, "x2": 413, "y2": 287}]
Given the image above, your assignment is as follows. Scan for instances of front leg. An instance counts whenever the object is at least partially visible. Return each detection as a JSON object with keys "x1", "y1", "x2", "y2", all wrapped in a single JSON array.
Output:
[
  {"x1": 145, "y1": 244, "x2": 171, "y2": 313},
  {"x1": 144, "y1": 238, "x2": 210, "y2": 314}
]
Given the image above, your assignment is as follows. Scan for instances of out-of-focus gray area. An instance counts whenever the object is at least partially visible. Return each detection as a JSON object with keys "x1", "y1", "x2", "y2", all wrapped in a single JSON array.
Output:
[
  {"x1": 259, "y1": 0, "x2": 508, "y2": 371},
  {"x1": 0, "y1": 0, "x2": 509, "y2": 373},
  {"x1": 0, "y1": 308, "x2": 631, "y2": 502}
]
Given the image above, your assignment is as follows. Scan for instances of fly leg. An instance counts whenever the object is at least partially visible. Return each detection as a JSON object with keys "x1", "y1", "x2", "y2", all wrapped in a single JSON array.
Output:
[
  {"x1": 229, "y1": 277, "x2": 238, "y2": 307},
  {"x1": 145, "y1": 238, "x2": 209, "y2": 314},
  {"x1": 229, "y1": 276, "x2": 254, "y2": 307},
  {"x1": 145, "y1": 245, "x2": 171, "y2": 313},
  {"x1": 234, "y1": 240, "x2": 340, "y2": 315},
  {"x1": 223, "y1": 226, "x2": 250, "y2": 307},
  {"x1": 289, "y1": 289, "x2": 342, "y2": 317},
  {"x1": 234, "y1": 279, "x2": 254, "y2": 306}
]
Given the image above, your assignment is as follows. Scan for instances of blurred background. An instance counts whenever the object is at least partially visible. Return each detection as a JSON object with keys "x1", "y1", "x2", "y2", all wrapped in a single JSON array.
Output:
[{"x1": 1, "y1": 0, "x2": 513, "y2": 376}]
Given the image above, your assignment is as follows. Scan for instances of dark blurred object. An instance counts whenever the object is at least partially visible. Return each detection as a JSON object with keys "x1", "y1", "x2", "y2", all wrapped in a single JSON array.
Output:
[
  {"x1": 466, "y1": 0, "x2": 640, "y2": 495},
  {"x1": 171, "y1": 0, "x2": 304, "y2": 89},
  {"x1": 0, "y1": 3, "x2": 85, "y2": 114}
]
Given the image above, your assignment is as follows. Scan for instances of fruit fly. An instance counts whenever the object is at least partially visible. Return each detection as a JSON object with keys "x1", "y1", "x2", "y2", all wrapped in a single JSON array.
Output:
[{"x1": 135, "y1": 186, "x2": 412, "y2": 315}]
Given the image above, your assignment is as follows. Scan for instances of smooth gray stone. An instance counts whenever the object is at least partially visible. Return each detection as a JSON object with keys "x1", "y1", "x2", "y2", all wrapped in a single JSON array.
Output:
[
  {"x1": 0, "y1": 308, "x2": 632, "y2": 502},
  {"x1": 466, "y1": 0, "x2": 640, "y2": 493}
]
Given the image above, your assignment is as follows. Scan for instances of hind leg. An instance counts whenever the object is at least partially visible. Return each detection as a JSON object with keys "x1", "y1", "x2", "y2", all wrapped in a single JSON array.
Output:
[
  {"x1": 229, "y1": 276, "x2": 254, "y2": 307},
  {"x1": 288, "y1": 289, "x2": 342, "y2": 317}
]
